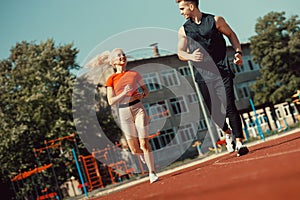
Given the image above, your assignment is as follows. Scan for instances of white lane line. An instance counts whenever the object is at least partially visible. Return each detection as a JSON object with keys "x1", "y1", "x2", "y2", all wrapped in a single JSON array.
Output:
[{"x1": 214, "y1": 148, "x2": 300, "y2": 165}]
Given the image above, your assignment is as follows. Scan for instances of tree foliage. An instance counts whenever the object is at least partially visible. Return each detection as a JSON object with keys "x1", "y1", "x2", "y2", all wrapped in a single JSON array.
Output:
[
  {"x1": 0, "y1": 38, "x2": 125, "y2": 198},
  {"x1": 0, "y1": 39, "x2": 80, "y2": 197},
  {"x1": 250, "y1": 12, "x2": 300, "y2": 105}
]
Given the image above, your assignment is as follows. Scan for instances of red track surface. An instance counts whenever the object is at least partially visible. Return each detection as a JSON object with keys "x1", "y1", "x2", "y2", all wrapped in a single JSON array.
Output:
[{"x1": 91, "y1": 130, "x2": 300, "y2": 200}]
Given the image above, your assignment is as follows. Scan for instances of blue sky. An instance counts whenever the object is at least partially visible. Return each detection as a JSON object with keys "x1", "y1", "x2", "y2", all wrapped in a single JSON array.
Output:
[{"x1": 0, "y1": 0, "x2": 299, "y2": 65}]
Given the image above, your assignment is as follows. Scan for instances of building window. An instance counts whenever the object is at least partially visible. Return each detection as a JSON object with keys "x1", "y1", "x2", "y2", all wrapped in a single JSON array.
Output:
[
  {"x1": 142, "y1": 72, "x2": 161, "y2": 92},
  {"x1": 236, "y1": 81, "x2": 255, "y2": 99},
  {"x1": 229, "y1": 55, "x2": 261, "y2": 73},
  {"x1": 187, "y1": 93, "x2": 199, "y2": 104},
  {"x1": 235, "y1": 64, "x2": 246, "y2": 73},
  {"x1": 246, "y1": 57, "x2": 261, "y2": 71},
  {"x1": 236, "y1": 87, "x2": 250, "y2": 99},
  {"x1": 248, "y1": 60, "x2": 254, "y2": 70},
  {"x1": 144, "y1": 100, "x2": 170, "y2": 121},
  {"x1": 229, "y1": 59, "x2": 244, "y2": 74},
  {"x1": 169, "y1": 96, "x2": 188, "y2": 115},
  {"x1": 150, "y1": 128, "x2": 176, "y2": 150},
  {"x1": 161, "y1": 69, "x2": 180, "y2": 87},
  {"x1": 178, "y1": 123, "x2": 196, "y2": 142},
  {"x1": 196, "y1": 119, "x2": 207, "y2": 131},
  {"x1": 179, "y1": 66, "x2": 191, "y2": 76}
]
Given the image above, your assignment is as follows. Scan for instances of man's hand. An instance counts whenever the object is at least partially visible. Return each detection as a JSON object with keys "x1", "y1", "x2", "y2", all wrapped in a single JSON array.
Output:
[
  {"x1": 191, "y1": 48, "x2": 204, "y2": 62},
  {"x1": 233, "y1": 53, "x2": 243, "y2": 66}
]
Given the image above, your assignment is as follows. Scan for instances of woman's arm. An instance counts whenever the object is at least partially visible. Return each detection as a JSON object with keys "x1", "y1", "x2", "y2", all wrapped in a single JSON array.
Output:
[
  {"x1": 138, "y1": 79, "x2": 149, "y2": 99},
  {"x1": 106, "y1": 85, "x2": 132, "y2": 106}
]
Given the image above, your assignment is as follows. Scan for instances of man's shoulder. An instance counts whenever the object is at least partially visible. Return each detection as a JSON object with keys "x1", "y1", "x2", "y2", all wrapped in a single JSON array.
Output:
[
  {"x1": 203, "y1": 12, "x2": 217, "y2": 21},
  {"x1": 183, "y1": 18, "x2": 192, "y2": 26},
  {"x1": 203, "y1": 12, "x2": 214, "y2": 17}
]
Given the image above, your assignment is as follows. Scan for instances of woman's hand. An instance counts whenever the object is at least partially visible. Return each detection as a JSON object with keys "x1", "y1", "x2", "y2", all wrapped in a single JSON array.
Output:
[
  {"x1": 122, "y1": 84, "x2": 133, "y2": 95},
  {"x1": 132, "y1": 92, "x2": 145, "y2": 100},
  {"x1": 107, "y1": 85, "x2": 132, "y2": 106}
]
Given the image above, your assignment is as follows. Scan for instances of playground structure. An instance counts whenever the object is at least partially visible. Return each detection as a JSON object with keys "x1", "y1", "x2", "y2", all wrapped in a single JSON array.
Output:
[
  {"x1": 10, "y1": 164, "x2": 57, "y2": 200},
  {"x1": 79, "y1": 145, "x2": 137, "y2": 191},
  {"x1": 79, "y1": 132, "x2": 162, "y2": 192},
  {"x1": 10, "y1": 132, "x2": 159, "y2": 199},
  {"x1": 10, "y1": 134, "x2": 84, "y2": 200}
]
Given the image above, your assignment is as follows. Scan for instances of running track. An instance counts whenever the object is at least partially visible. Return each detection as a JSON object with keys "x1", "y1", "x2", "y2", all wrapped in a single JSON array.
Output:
[{"x1": 89, "y1": 129, "x2": 300, "y2": 200}]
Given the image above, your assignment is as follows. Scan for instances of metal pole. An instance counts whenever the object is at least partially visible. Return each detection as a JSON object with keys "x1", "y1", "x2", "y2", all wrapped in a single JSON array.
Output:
[
  {"x1": 72, "y1": 148, "x2": 88, "y2": 197},
  {"x1": 19, "y1": 170, "x2": 29, "y2": 200},
  {"x1": 73, "y1": 135, "x2": 89, "y2": 186},
  {"x1": 15, "y1": 179, "x2": 21, "y2": 200},
  {"x1": 10, "y1": 179, "x2": 18, "y2": 200},
  {"x1": 31, "y1": 173, "x2": 39, "y2": 200},
  {"x1": 188, "y1": 61, "x2": 218, "y2": 153},
  {"x1": 45, "y1": 142, "x2": 63, "y2": 200},
  {"x1": 33, "y1": 152, "x2": 46, "y2": 197},
  {"x1": 249, "y1": 98, "x2": 265, "y2": 140}
]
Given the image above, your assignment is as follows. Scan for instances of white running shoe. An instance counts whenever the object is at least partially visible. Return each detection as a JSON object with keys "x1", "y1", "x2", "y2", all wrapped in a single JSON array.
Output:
[
  {"x1": 225, "y1": 134, "x2": 234, "y2": 153},
  {"x1": 149, "y1": 173, "x2": 159, "y2": 184},
  {"x1": 226, "y1": 143, "x2": 234, "y2": 153}
]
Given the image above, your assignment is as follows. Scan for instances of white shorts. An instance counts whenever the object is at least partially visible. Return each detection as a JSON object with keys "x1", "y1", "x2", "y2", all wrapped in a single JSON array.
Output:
[{"x1": 118, "y1": 101, "x2": 149, "y2": 140}]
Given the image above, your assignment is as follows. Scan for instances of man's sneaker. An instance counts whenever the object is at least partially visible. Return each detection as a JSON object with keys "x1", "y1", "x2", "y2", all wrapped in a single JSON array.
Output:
[
  {"x1": 149, "y1": 172, "x2": 159, "y2": 184},
  {"x1": 225, "y1": 134, "x2": 234, "y2": 153},
  {"x1": 226, "y1": 143, "x2": 234, "y2": 153},
  {"x1": 236, "y1": 141, "x2": 249, "y2": 157},
  {"x1": 139, "y1": 154, "x2": 146, "y2": 164}
]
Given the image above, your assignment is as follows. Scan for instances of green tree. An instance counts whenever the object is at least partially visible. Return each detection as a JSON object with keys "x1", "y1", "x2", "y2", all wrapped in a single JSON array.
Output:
[
  {"x1": 250, "y1": 11, "x2": 300, "y2": 105},
  {"x1": 0, "y1": 39, "x2": 80, "y2": 198}
]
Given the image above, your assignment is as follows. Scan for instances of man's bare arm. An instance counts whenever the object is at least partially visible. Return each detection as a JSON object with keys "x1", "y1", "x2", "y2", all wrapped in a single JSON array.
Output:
[
  {"x1": 215, "y1": 16, "x2": 243, "y2": 66},
  {"x1": 177, "y1": 26, "x2": 204, "y2": 62}
]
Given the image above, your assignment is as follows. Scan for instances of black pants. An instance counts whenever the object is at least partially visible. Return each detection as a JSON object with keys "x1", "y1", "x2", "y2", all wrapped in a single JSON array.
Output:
[{"x1": 197, "y1": 76, "x2": 244, "y2": 139}]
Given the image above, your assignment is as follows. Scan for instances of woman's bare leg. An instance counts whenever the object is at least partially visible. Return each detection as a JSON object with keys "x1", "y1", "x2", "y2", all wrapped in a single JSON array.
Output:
[
  {"x1": 139, "y1": 138, "x2": 155, "y2": 173},
  {"x1": 126, "y1": 137, "x2": 143, "y2": 154}
]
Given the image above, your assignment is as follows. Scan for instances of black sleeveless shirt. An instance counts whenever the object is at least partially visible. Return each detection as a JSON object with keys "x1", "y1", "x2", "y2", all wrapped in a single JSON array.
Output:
[{"x1": 183, "y1": 13, "x2": 234, "y2": 79}]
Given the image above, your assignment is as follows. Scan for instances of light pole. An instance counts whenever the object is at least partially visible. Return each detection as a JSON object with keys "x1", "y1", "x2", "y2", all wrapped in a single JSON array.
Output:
[{"x1": 188, "y1": 61, "x2": 218, "y2": 153}]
